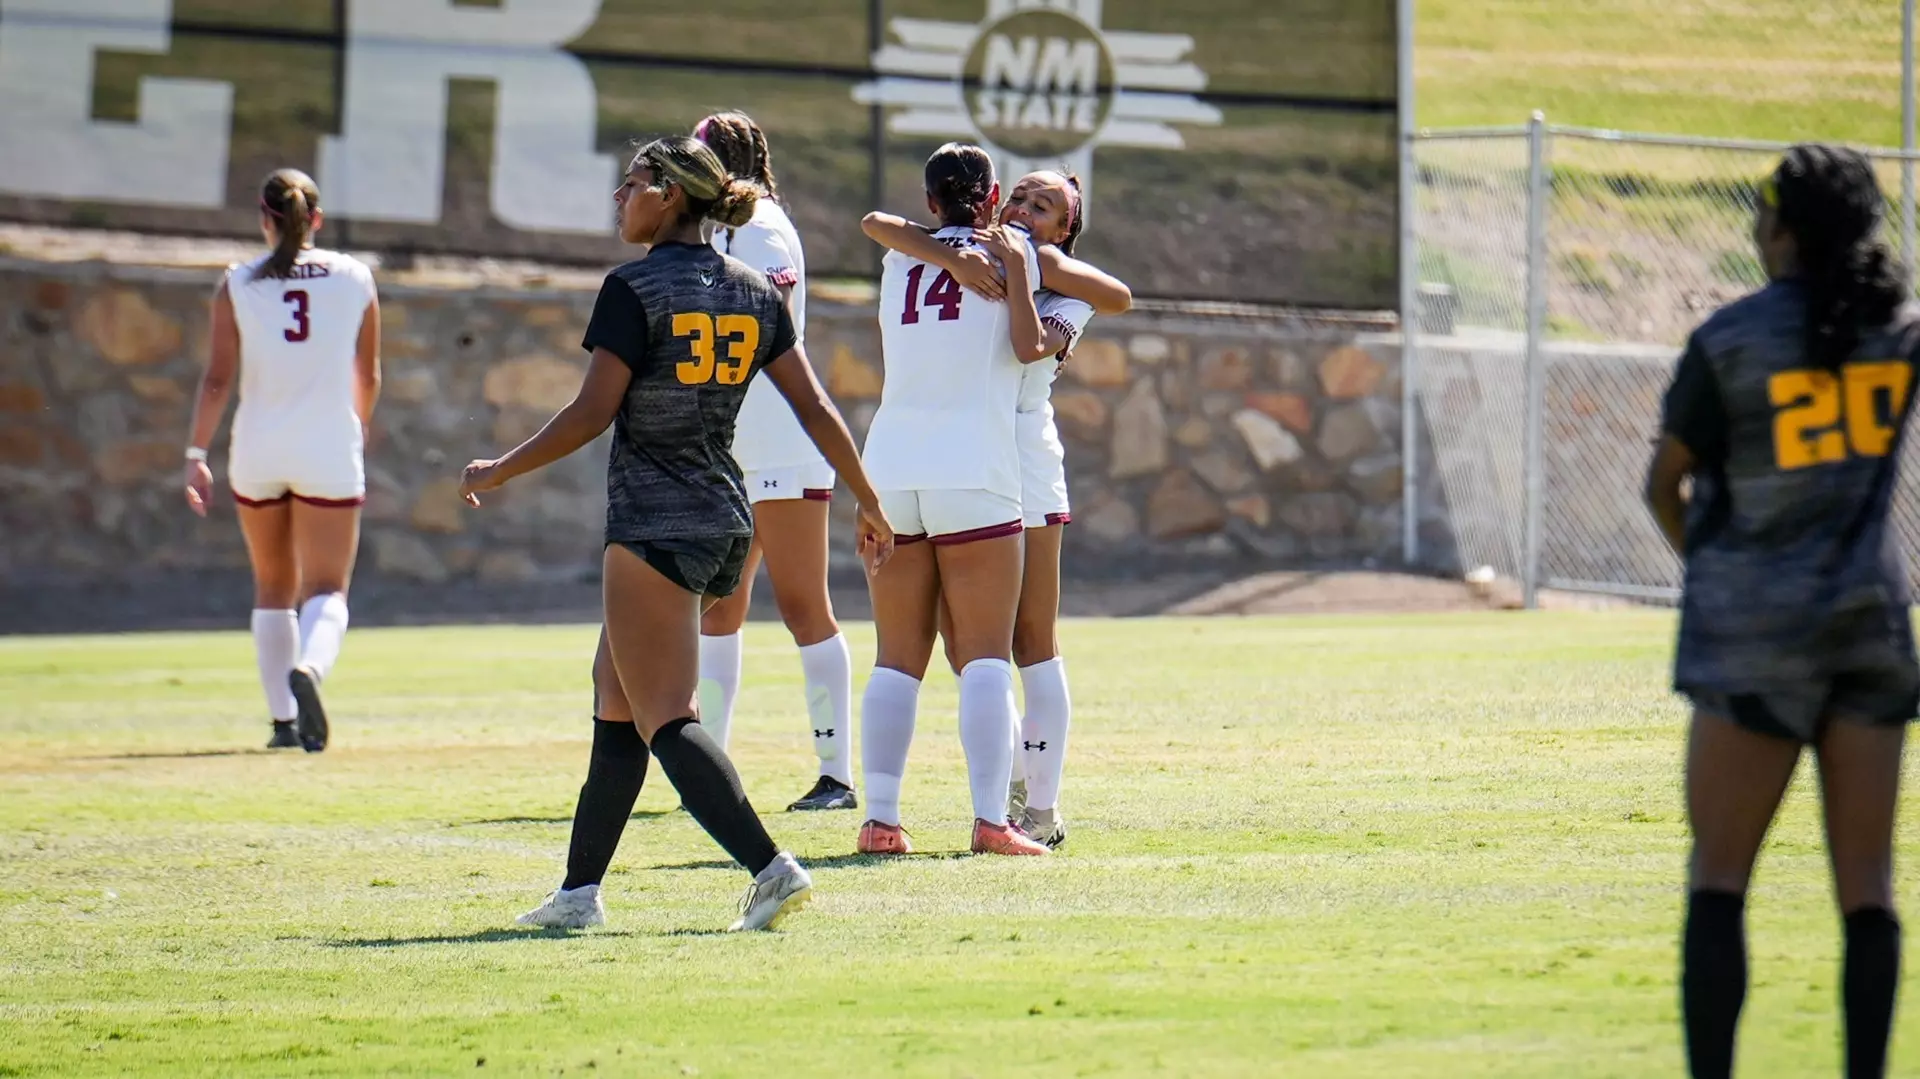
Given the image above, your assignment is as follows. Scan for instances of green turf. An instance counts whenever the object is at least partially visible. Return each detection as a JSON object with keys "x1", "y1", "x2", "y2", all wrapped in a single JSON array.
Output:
[
  {"x1": 1, "y1": 614, "x2": 1915, "y2": 1076},
  {"x1": 1418, "y1": 0, "x2": 1906, "y2": 143}
]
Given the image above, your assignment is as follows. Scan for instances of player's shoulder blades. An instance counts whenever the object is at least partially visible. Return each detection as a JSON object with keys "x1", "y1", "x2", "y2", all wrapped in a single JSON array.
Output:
[{"x1": 1693, "y1": 279, "x2": 1798, "y2": 347}]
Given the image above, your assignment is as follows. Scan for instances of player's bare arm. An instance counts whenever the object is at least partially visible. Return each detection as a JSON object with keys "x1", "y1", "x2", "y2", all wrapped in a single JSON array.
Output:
[
  {"x1": 352, "y1": 290, "x2": 382, "y2": 435},
  {"x1": 183, "y1": 276, "x2": 240, "y2": 516},
  {"x1": 461, "y1": 346, "x2": 631, "y2": 504},
  {"x1": 978, "y1": 226, "x2": 1051, "y2": 364},
  {"x1": 1031, "y1": 244, "x2": 1132, "y2": 315},
  {"x1": 1644, "y1": 434, "x2": 1694, "y2": 556},
  {"x1": 862, "y1": 211, "x2": 1006, "y2": 301}
]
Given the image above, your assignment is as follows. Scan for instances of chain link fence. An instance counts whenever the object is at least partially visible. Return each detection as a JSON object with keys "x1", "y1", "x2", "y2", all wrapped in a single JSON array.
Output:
[{"x1": 1409, "y1": 118, "x2": 1920, "y2": 604}]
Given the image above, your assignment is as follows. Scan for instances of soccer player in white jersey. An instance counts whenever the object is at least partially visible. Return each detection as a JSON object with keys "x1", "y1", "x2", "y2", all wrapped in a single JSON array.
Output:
[
  {"x1": 691, "y1": 112, "x2": 858, "y2": 813},
  {"x1": 182, "y1": 169, "x2": 380, "y2": 752},
  {"x1": 856, "y1": 144, "x2": 1071, "y2": 858},
  {"x1": 862, "y1": 170, "x2": 1132, "y2": 847}
]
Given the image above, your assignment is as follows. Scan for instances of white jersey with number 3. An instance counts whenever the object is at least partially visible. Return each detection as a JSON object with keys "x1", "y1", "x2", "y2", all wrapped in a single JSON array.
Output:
[
  {"x1": 227, "y1": 248, "x2": 376, "y2": 491},
  {"x1": 864, "y1": 225, "x2": 1043, "y2": 500},
  {"x1": 713, "y1": 200, "x2": 818, "y2": 473}
]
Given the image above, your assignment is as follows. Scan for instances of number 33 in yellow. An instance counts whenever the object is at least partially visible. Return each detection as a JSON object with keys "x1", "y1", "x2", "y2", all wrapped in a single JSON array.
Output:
[
  {"x1": 1769, "y1": 361, "x2": 1913, "y2": 470},
  {"x1": 672, "y1": 313, "x2": 761, "y2": 386}
]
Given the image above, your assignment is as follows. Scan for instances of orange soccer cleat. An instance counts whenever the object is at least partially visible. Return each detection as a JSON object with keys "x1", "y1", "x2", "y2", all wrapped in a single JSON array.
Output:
[
  {"x1": 970, "y1": 818, "x2": 1049, "y2": 856},
  {"x1": 857, "y1": 819, "x2": 914, "y2": 855}
]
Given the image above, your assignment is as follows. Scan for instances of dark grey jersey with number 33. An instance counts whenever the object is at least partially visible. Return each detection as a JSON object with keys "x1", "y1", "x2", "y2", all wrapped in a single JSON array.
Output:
[{"x1": 581, "y1": 242, "x2": 798, "y2": 543}]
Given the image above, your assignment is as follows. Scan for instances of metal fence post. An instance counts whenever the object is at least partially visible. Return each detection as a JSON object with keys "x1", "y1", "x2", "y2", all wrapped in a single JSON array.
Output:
[
  {"x1": 1904, "y1": 0, "x2": 1916, "y2": 282},
  {"x1": 1396, "y1": 0, "x2": 1419, "y2": 567},
  {"x1": 1521, "y1": 111, "x2": 1549, "y2": 610}
]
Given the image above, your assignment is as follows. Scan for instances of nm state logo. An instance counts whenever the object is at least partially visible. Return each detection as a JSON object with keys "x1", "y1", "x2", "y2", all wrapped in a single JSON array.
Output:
[{"x1": 855, "y1": 0, "x2": 1220, "y2": 190}]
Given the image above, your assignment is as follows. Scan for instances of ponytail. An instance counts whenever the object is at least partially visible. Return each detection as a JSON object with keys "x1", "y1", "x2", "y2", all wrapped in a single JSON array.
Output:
[
  {"x1": 1770, "y1": 145, "x2": 1908, "y2": 369},
  {"x1": 257, "y1": 169, "x2": 320, "y2": 281}
]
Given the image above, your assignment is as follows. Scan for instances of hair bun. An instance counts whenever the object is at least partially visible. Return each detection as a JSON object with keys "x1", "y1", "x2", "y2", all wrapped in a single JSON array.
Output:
[{"x1": 708, "y1": 177, "x2": 760, "y2": 228}]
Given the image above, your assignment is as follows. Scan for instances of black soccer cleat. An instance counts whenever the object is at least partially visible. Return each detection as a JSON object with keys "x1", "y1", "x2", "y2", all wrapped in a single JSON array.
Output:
[
  {"x1": 287, "y1": 666, "x2": 330, "y2": 753},
  {"x1": 266, "y1": 721, "x2": 302, "y2": 750},
  {"x1": 786, "y1": 775, "x2": 857, "y2": 812}
]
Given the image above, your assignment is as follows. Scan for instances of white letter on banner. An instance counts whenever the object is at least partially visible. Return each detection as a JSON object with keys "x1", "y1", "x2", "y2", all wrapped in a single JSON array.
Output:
[
  {"x1": 0, "y1": 0, "x2": 233, "y2": 206},
  {"x1": 319, "y1": 0, "x2": 615, "y2": 234}
]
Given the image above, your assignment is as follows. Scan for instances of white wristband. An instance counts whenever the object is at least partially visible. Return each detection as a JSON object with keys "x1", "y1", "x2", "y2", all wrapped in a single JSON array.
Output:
[{"x1": 184, "y1": 447, "x2": 208, "y2": 463}]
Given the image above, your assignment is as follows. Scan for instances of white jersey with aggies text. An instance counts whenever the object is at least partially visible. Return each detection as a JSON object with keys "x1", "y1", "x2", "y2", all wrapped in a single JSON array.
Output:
[
  {"x1": 864, "y1": 224, "x2": 1043, "y2": 501},
  {"x1": 712, "y1": 199, "x2": 820, "y2": 475},
  {"x1": 226, "y1": 247, "x2": 376, "y2": 502}
]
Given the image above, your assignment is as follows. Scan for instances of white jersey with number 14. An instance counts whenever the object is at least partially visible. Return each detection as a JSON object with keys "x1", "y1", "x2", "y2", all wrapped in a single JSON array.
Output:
[{"x1": 863, "y1": 224, "x2": 1042, "y2": 501}]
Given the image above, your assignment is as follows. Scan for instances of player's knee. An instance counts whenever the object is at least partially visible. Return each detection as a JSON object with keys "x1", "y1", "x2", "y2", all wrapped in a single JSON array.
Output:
[
  {"x1": 1833, "y1": 855, "x2": 1898, "y2": 914},
  {"x1": 700, "y1": 596, "x2": 749, "y2": 637},
  {"x1": 1687, "y1": 846, "x2": 1756, "y2": 896},
  {"x1": 1011, "y1": 618, "x2": 1057, "y2": 669},
  {"x1": 252, "y1": 574, "x2": 299, "y2": 609},
  {"x1": 773, "y1": 588, "x2": 837, "y2": 647}
]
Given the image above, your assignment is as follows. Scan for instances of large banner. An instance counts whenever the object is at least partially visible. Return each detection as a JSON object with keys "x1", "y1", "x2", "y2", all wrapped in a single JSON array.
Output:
[{"x1": 0, "y1": 0, "x2": 1397, "y2": 308}]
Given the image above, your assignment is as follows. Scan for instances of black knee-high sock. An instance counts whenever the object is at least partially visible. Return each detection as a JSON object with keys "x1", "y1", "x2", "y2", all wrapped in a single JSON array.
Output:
[
  {"x1": 648, "y1": 717, "x2": 779, "y2": 877},
  {"x1": 561, "y1": 718, "x2": 649, "y2": 891},
  {"x1": 1844, "y1": 907, "x2": 1902, "y2": 1079},
  {"x1": 1683, "y1": 890, "x2": 1748, "y2": 1079}
]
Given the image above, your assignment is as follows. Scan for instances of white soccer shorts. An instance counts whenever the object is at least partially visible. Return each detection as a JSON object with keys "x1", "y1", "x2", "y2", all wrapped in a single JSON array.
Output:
[
  {"x1": 745, "y1": 460, "x2": 835, "y2": 505},
  {"x1": 1017, "y1": 409, "x2": 1070, "y2": 529},
  {"x1": 878, "y1": 489, "x2": 1023, "y2": 546}
]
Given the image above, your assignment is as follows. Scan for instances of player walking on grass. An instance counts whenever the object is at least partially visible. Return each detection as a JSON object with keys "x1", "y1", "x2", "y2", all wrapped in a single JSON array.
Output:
[
  {"x1": 183, "y1": 169, "x2": 378, "y2": 754},
  {"x1": 691, "y1": 111, "x2": 859, "y2": 814},
  {"x1": 459, "y1": 137, "x2": 892, "y2": 932},
  {"x1": 862, "y1": 169, "x2": 1131, "y2": 847},
  {"x1": 1646, "y1": 144, "x2": 1917, "y2": 1079},
  {"x1": 854, "y1": 144, "x2": 1066, "y2": 858}
]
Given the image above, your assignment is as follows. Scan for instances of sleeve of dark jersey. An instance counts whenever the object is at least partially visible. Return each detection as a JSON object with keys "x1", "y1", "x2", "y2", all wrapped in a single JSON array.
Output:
[
  {"x1": 582, "y1": 275, "x2": 649, "y2": 374},
  {"x1": 765, "y1": 299, "x2": 798, "y2": 361},
  {"x1": 1660, "y1": 335, "x2": 1729, "y2": 464}
]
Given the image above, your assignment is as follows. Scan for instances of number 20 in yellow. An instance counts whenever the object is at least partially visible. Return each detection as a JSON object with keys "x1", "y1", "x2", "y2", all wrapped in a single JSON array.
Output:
[
  {"x1": 673, "y1": 313, "x2": 760, "y2": 386},
  {"x1": 1769, "y1": 361, "x2": 1913, "y2": 470}
]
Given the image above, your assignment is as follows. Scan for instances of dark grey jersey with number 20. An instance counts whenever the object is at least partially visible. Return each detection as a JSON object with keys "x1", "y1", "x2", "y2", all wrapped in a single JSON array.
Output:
[
  {"x1": 582, "y1": 242, "x2": 798, "y2": 544},
  {"x1": 1662, "y1": 279, "x2": 1920, "y2": 688}
]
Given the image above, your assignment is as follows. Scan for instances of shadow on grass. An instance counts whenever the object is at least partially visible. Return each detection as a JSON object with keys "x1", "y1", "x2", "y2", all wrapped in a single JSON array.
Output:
[
  {"x1": 82, "y1": 748, "x2": 271, "y2": 761},
  {"x1": 450, "y1": 810, "x2": 675, "y2": 827},
  {"x1": 648, "y1": 852, "x2": 971, "y2": 872},
  {"x1": 314, "y1": 928, "x2": 643, "y2": 948}
]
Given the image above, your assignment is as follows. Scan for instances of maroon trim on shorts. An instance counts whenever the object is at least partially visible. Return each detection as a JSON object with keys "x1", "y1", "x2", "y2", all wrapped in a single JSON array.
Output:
[
  {"x1": 232, "y1": 490, "x2": 292, "y2": 509},
  {"x1": 803, "y1": 488, "x2": 833, "y2": 502},
  {"x1": 930, "y1": 520, "x2": 1024, "y2": 547},
  {"x1": 893, "y1": 532, "x2": 931, "y2": 546},
  {"x1": 1044, "y1": 512, "x2": 1071, "y2": 526},
  {"x1": 292, "y1": 493, "x2": 366, "y2": 509}
]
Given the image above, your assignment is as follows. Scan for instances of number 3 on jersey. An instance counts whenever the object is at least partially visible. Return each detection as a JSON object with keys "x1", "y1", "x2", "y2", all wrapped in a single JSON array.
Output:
[
  {"x1": 902, "y1": 263, "x2": 963, "y2": 324},
  {"x1": 673, "y1": 313, "x2": 760, "y2": 386},
  {"x1": 283, "y1": 290, "x2": 310, "y2": 343},
  {"x1": 1769, "y1": 361, "x2": 1913, "y2": 470}
]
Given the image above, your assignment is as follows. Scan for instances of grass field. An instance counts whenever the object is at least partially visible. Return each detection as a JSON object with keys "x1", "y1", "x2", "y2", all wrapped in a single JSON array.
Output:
[
  {"x1": 3, "y1": 613, "x2": 1918, "y2": 1077},
  {"x1": 1419, "y1": 0, "x2": 1905, "y2": 144}
]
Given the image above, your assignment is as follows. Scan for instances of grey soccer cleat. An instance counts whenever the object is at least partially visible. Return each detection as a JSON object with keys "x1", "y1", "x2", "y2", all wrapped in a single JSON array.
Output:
[
  {"x1": 1017, "y1": 806, "x2": 1067, "y2": 849},
  {"x1": 516, "y1": 884, "x2": 605, "y2": 929},
  {"x1": 729, "y1": 855, "x2": 813, "y2": 932}
]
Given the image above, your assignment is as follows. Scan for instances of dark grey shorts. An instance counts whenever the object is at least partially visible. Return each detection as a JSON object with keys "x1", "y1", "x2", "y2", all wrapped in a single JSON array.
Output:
[
  {"x1": 1682, "y1": 663, "x2": 1920, "y2": 743},
  {"x1": 611, "y1": 535, "x2": 752, "y2": 598}
]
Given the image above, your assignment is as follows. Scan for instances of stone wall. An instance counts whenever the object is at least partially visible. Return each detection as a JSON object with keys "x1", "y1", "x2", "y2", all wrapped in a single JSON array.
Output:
[{"x1": 0, "y1": 258, "x2": 1439, "y2": 617}]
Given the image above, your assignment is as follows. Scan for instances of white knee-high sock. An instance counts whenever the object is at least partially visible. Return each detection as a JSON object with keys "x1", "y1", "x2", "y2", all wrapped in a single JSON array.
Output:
[
  {"x1": 1009, "y1": 706, "x2": 1027, "y2": 784},
  {"x1": 296, "y1": 593, "x2": 350, "y2": 681},
  {"x1": 798, "y1": 634, "x2": 854, "y2": 786},
  {"x1": 696, "y1": 631, "x2": 744, "y2": 750},
  {"x1": 958, "y1": 658, "x2": 1018, "y2": 825},
  {"x1": 860, "y1": 667, "x2": 921, "y2": 826},
  {"x1": 1019, "y1": 657, "x2": 1072, "y2": 811},
  {"x1": 252, "y1": 609, "x2": 299, "y2": 720}
]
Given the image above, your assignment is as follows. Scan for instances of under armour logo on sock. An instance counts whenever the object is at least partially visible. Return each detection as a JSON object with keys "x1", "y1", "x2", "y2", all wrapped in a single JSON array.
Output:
[
  {"x1": 814, "y1": 729, "x2": 835, "y2": 739},
  {"x1": 1024, "y1": 740, "x2": 1048, "y2": 751}
]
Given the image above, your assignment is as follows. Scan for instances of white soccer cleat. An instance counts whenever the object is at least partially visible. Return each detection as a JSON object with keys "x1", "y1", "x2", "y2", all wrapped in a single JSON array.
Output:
[
  {"x1": 1017, "y1": 806, "x2": 1067, "y2": 849},
  {"x1": 1007, "y1": 778, "x2": 1029, "y2": 822},
  {"x1": 516, "y1": 884, "x2": 605, "y2": 929},
  {"x1": 728, "y1": 855, "x2": 813, "y2": 932}
]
